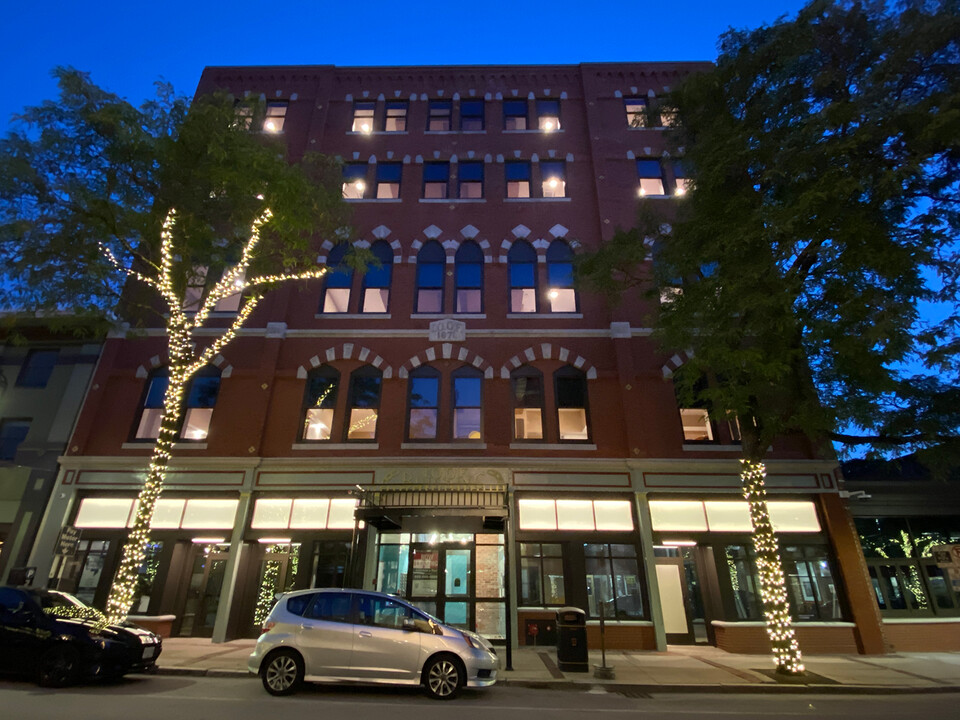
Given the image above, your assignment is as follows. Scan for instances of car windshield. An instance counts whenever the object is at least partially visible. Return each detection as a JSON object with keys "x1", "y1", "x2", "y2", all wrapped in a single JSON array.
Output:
[{"x1": 37, "y1": 592, "x2": 107, "y2": 623}]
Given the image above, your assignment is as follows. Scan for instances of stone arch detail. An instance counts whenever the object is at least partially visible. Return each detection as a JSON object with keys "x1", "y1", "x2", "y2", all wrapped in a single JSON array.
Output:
[
  {"x1": 661, "y1": 349, "x2": 695, "y2": 379},
  {"x1": 498, "y1": 231, "x2": 581, "y2": 264},
  {"x1": 397, "y1": 345, "x2": 493, "y2": 379},
  {"x1": 318, "y1": 237, "x2": 402, "y2": 266},
  {"x1": 135, "y1": 353, "x2": 233, "y2": 379},
  {"x1": 499, "y1": 345, "x2": 598, "y2": 380},
  {"x1": 295, "y1": 344, "x2": 393, "y2": 380}
]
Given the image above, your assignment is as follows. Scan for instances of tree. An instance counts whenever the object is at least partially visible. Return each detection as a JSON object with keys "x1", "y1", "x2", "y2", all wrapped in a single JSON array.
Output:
[
  {"x1": 0, "y1": 69, "x2": 352, "y2": 623},
  {"x1": 577, "y1": 0, "x2": 960, "y2": 673}
]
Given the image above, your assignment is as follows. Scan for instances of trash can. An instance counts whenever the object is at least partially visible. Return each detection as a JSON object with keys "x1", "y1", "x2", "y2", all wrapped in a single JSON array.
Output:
[{"x1": 556, "y1": 607, "x2": 589, "y2": 672}]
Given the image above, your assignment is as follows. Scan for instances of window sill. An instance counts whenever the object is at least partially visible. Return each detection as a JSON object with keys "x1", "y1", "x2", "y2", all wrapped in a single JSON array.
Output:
[
  {"x1": 628, "y1": 126, "x2": 668, "y2": 131},
  {"x1": 503, "y1": 129, "x2": 565, "y2": 134},
  {"x1": 345, "y1": 199, "x2": 403, "y2": 203},
  {"x1": 413, "y1": 313, "x2": 486, "y2": 320},
  {"x1": 121, "y1": 442, "x2": 208, "y2": 450},
  {"x1": 882, "y1": 617, "x2": 960, "y2": 624},
  {"x1": 291, "y1": 442, "x2": 380, "y2": 450},
  {"x1": 711, "y1": 620, "x2": 855, "y2": 628},
  {"x1": 314, "y1": 313, "x2": 391, "y2": 320},
  {"x1": 401, "y1": 442, "x2": 487, "y2": 450},
  {"x1": 424, "y1": 130, "x2": 488, "y2": 135},
  {"x1": 506, "y1": 313, "x2": 582, "y2": 320},
  {"x1": 682, "y1": 444, "x2": 743, "y2": 452},
  {"x1": 346, "y1": 131, "x2": 409, "y2": 136},
  {"x1": 419, "y1": 198, "x2": 487, "y2": 204},
  {"x1": 504, "y1": 197, "x2": 572, "y2": 203},
  {"x1": 509, "y1": 443, "x2": 597, "y2": 451}
]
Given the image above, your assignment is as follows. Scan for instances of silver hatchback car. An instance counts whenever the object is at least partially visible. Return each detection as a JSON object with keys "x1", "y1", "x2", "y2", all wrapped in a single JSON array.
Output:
[{"x1": 249, "y1": 588, "x2": 498, "y2": 699}]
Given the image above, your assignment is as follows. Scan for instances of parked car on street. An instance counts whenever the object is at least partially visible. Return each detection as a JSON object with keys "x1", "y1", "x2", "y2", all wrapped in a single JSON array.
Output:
[
  {"x1": 249, "y1": 588, "x2": 498, "y2": 699},
  {"x1": 0, "y1": 585, "x2": 162, "y2": 686}
]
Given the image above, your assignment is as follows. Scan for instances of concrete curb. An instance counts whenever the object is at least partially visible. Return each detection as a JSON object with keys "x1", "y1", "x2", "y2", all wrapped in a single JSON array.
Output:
[{"x1": 153, "y1": 667, "x2": 960, "y2": 694}]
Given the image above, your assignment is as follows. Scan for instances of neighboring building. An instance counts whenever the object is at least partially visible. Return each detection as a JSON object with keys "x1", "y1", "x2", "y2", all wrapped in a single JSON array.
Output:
[
  {"x1": 26, "y1": 63, "x2": 883, "y2": 654},
  {"x1": 0, "y1": 320, "x2": 102, "y2": 584},
  {"x1": 843, "y1": 455, "x2": 960, "y2": 651}
]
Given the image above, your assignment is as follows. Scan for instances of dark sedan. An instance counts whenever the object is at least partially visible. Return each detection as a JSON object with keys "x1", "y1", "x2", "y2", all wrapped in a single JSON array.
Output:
[{"x1": 0, "y1": 585, "x2": 162, "y2": 686}]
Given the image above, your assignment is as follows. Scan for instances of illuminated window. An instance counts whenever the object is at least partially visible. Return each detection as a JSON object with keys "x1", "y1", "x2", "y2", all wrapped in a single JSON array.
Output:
[
  {"x1": 415, "y1": 241, "x2": 445, "y2": 313},
  {"x1": 75, "y1": 498, "x2": 134, "y2": 528},
  {"x1": 407, "y1": 366, "x2": 440, "y2": 440},
  {"x1": 506, "y1": 161, "x2": 531, "y2": 198},
  {"x1": 672, "y1": 159, "x2": 691, "y2": 195},
  {"x1": 520, "y1": 543, "x2": 565, "y2": 606},
  {"x1": 384, "y1": 101, "x2": 407, "y2": 132},
  {"x1": 460, "y1": 99, "x2": 484, "y2": 131},
  {"x1": 346, "y1": 366, "x2": 381, "y2": 440},
  {"x1": 458, "y1": 161, "x2": 483, "y2": 198},
  {"x1": 180, "y1": 499, "x2": 238, "y2": 529},
  {"x1": 302, "y1": 366, "x2": 339, "y2": 441},
  {"x1": 453, "y1": 367, "x2": 483, "y2": 440},
  {"x1": 135, "y1": 370, "x2": 168, "y2": 439},
  {"x1": 649, "y1": 501, "x2": 709, "y2": 532},
  {"x1": 517, "y1": 499, "x2": 634, "y2": 532},
  {"x1": 251, "y1": 498, "x2": 354, "y2": 530},
  {"x1": 0, "y1": 419, "x2": 31, "y2": 461},
  {"x1": 376, "y1": 163, "x2": 402, "y2": 199},
  {"x1": 624, "y1": 97, "x2": 647, "y2": 128},
  {"x1": 352, "y1": 101, "x2": 375, "y2": 133},
  {"x1": 636, "y1": 159, "x2": 666, "y2": 196},
  {"x1": 508, "y1": 240, "x2": 537, "y2": 313},
  {"x1": 541, "y1": 160, "x2": 566, "y2": 198},
  {"x1": 262, "y1": 101, "x2": 288, "y2": 133},
  {"x1": 213, "y1": 268, "x2": 245, "y2": 313},
  {"x1": 455, "y1": 241, "x2": 483, "y2": 313},
  {"x1": 511, "y1": 366, "x2": 544, "y2": 440},
  {"x1": 423, "y1": 162, "x2": 449, "y2": 199},
  {"x1": 536, "y1": 99, "x2": 561, "y2": 131},
  {"x1": 503, "y1": 99, "x2": 528, "y2": 130},
  {"x1": 360, "y1": 241, "x2": 392, "y2": 313},
  {"x1": 342, "y1": 163, "x2": 368, "y2": 199},
  {"x1": 427, "y1": 100, "x2": 452, "y2": 131},
  {"x1": 135, "y1": 367, "x2": 220, "y2": 441},
  {"x1": 16, "y1": 349, "x2": 58, "y2": 388},
  {"x1": 320, "y1": 243, "x2": 353, "y2": 313},
  {"x1": 555, "y1": 366, "x2": 589, "y2": 441},
  {"x1": 680, "y1": 408, "x2": 714, "y2": 441},
  {"x1": 585, "y1": 543, "x2": 644, "y2": 619},
  {"x1": 182, "y1": 265, "x2": 208, "y2": 313},
  {"x1": 546, "y1": 241, "x2": 576, "y2": 312}
]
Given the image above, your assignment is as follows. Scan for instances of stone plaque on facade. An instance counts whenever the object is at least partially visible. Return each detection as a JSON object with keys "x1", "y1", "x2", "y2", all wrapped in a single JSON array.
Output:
[{"x1": 429, "y1": 318, "x2": 466, "y2": 342}]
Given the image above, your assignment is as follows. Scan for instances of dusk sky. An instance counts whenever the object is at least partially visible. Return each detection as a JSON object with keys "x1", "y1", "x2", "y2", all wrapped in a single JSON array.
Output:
[{"x1": 3, "y1": 0, "x2": 811, "y2": 131}]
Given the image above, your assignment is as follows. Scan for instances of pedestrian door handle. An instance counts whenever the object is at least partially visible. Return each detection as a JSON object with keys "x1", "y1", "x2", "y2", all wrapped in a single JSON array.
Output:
[{"x1": 359, "y1": 630, "x2": 373, "y2": 638}]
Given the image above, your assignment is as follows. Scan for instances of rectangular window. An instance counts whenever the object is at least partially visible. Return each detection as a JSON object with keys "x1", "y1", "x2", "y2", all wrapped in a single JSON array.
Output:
[
  {"x1": 376, "y1": 163, "x2": 402, "y2": 199},
  {"x1": 584, "y1": 543, "x2": 643, "y2": 619},
  {"x1": 347, "y1": 372, "x2": 381, "y2": 440},
  {"x1": 636, "y1": 159, "x2": 666, "y2": 196},
  {"x1": 352, "y1": 101, "x2": 375, "y2": 133},
  {"x1": 213, "y1": 268, "x2": 245, "y2": 313},
  {"x1": 725, "y1": 545, "x2": 764, "y2": 620},
  {"x1": 506, "y1": 161, "x2": 531, "y2": 198},
  {"x1": 536, "y1": 99, "x2": 560, "y2": 131},
  {"x1": 407, "y1": 374, "x2": 439, "y2": 440},
  {"x1": 624, "y1": 97, "x2": 647, "y2": 128},
  {"x1": 453, "y1": 374, "x2": 482, "y2": 440},
  {"x1": 458, "y1": 161, "x2": 484, "y2": 199},
  {"x1": 782, "y1": 546, "x2": 843, "y2": 621},
  {"x1": 0, "y1": 419, "x2": 30, "y2": 461},
  {"x1": 342, "y1": 163, "x2": 368, "y2": 199},
  {"x1": 423, "y1": 162, "x2": 449, "y2": 199},
  {"x1": 672, "y1": 159, "x2": 690, "y2": 195},
  {"x1": 540, "y1": 160, "x2": 566, "y2": 198},
  {"x1": 262, "y1": 101, "x2": 287, "y2": 133},
  {"x1": 16, "y1": 349, "x2": 58, "y2": 388},
  {"x1": 520, "y1": 543, "x2": 565, "y2": 606},
  {"x1": 556, "y1": 374, "x2": 589, "y2": 440},
  {"x1": 680, "y1": 408, "x2": 713, "y2": 441},
  {"x1": 135, "y1": 374, "x2": 168, "y2": 439},
  {"x1": 460, "y1": 99, "x2": 484, "y2": 131},
  {"x1": 182, "y1": 265, "x2": 208, "y2": 312},
  {"x1": 512, "y1": 373, "x2": 543, "y2": 439},
  {"x1": 503, "y1": 100, "x2": 528, "y2": 130},
  {"x1": 427, "y1": 100, "x2": 452, "y2": 131},
  {"x1": 384, "y1": 101, "x2": 407, "y2": 132}
]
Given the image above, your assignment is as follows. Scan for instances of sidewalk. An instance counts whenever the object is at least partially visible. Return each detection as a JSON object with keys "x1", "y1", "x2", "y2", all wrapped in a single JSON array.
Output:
[{"x1": 154, "y1": 638, "x2": 960, "y2": 694}]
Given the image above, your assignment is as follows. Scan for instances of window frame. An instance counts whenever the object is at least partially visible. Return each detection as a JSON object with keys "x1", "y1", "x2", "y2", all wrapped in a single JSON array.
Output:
[
  {"x1": 375, "y1": 163, "x2": 402, "y2": 200},
  {"x1": 345, "y1": 365, "x2": 382, "y2": 442},
  {"x1": 320, "y1": 243, "x2": 354, "y2": 314},
  {"x1": 636, "y1": 159, "x2": 666, "y2": 197},
  {"x1": 459, "y1": 99, "x2": 485, "y2": 131},
  {"x1": 133, "y1": 366, "x2": 221, "y2": 442},
  {"x1": 0, "y1": 418, "x2": 31, "y2": 462},
  {"x1": 503, "y1": 99, "x2": 529, "y2": 131},
  {"x1": 507, "y1": 240, "x2": 538, "y2": 313},
  {"x1": 422, "y1": 162, "x2": 450, "y2": 199},
  {"x1": 511, "y1": 365, "x2": 545, "y2": 442},
  {"x1": 262, "y1": 100, "x2": 288, "y2": 134},
  {"x1": 300, "y1": 365, "x2": 340, "y2": 442},
  {"x1": 360, "y1": 241, "x2": 393, "y2": 313},
  {"x1": 427, "y1": 100, "x2": 453, "y2": 132},
  {"x1": 554, "y1": 366, "x2": 591, "y2": 443},
  {"x1": 506, "y1": 161, "x2": 532, "y2": 199},
  {"x1": 458, "y1": 161, "x2": 484, "y2": 199},
  {"x1": 536, "y1": 98, "x2": 561, "y2": 132},
  {"x1": 342, "y1": 163, "x2": 369, "y2": 199},
  {"x1": 540, "y1": 160, "x2": 567, "y2": 198},
  {"x1": 352, "y1": 101, "x2": 375, "y2": 133},
  {"x1": 454, "y1": 241, "x2": 484, "y2": 314},
  {"x1": 16, "y1": 349, "x2": 59, "y2": 388},
  {"x1": 415, "y1": 241, "x2": 446, "y2": 314},
  {"x1": 405, "y1": 366, "x2": 441, "y2": 441},
  {"x1": 452, "y1": 366, "x2": 484, "y2": 441},
  {"x1": 383, "y1": 100, "x2": 408, "y2": 132}
]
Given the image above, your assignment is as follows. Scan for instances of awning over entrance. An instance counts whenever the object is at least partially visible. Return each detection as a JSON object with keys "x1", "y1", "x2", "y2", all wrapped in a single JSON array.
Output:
[{"x1": 356, "y1": 484, "x2": 508, "y2": 530}]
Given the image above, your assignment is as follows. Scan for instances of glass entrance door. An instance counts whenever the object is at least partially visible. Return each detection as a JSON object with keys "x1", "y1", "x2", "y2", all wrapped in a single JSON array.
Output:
[
  {"x1": 179, "y1": 544, "x2": 230, "y2": 637},
  {"x1": 408, "y1": 543, "x2": 473, "y2": 630}
]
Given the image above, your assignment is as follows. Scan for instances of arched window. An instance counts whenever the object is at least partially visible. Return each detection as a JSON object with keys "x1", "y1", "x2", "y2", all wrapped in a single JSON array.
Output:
[
  {"x1": 346, "y1": 365, "x2": 382, "y2": 440},
  {"x1": 135, "y1": 366, "x2": 221, "y2": 441},
  {"x1": 554, "y1": 366, "x2": 589, "y2": 441},
  {"x1": 301, "y1": 366, "x2": 339, "y2": 440},
  {"x1": 453, "y1": 367, "x2": 483, "y2": 440},
  {"x1": 546, "y1": 241, "x2": 577, "y2": 312},
  {"x1": 455, "y1": 242, "x2": 483, "y2": 313},
  {"x1": 361, "y1": 241, "x2": 393, "y2": 313},
  {"x1": 321, "y1": 243, "x2": 353, "y2": 313},
  {"x1": 407, "y1": 366, "x2": 440, "y2": 440},
  {"x1": 508, "y1": 241, "x2": 537, "y2": 313},
  {"x1": 415, "y1": 241, "x2": 445, "y2": 313},
  {"x1": 511, "y1": 365, "x2": 544, "y2": 440}
]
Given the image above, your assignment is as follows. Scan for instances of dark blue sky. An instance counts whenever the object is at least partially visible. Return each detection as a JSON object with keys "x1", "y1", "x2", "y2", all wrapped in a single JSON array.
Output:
[{"x1": 2, "y1": 0, "x2": 809, "y2": 130}]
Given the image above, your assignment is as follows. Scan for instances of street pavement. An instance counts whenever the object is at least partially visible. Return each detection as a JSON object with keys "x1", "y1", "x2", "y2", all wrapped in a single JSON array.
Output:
[{"x1": 157, "y1": 637, "x2": 960, "y2": 693}]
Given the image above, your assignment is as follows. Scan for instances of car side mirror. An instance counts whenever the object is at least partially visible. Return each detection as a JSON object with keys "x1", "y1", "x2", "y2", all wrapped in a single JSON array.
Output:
[{"x1": 402, "y1": 617, "x2": 419, "y2": 632}]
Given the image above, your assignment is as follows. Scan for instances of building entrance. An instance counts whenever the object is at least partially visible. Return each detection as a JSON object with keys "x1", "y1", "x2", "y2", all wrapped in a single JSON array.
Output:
[
  {"x1": 408, "y1": 542, "x2": 472, "y2": 629},
  {"x1": 655, "y1": 545, "x2": 709, "y2": 644},
  {"x1": 178, "y1": 543, "x2": 230, "y2": 637}
]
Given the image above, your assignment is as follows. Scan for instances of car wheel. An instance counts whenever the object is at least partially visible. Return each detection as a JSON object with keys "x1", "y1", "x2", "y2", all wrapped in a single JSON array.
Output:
[
  {"x1": 424, "y1": 655, "x2": 463, "y2": 700},
  {"x1": 38, "y1": 645, "x2": 80, "y2": 688},
  {"x1": 261, "y1": 649, "x2": 303, "y2": 696}
]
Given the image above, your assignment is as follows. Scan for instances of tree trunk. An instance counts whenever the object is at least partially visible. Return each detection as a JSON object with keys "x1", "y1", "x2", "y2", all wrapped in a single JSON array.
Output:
[
  {"x1": 104, "y1": 368, "x2": 187, "y2": 624},
  {"x1": 740, "y1": 430, "x2": 805, "y2": 675}
]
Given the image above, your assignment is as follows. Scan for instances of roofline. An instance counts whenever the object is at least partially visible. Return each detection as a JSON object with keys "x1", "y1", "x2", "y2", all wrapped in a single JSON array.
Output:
[{"x1": 201, "y1": 60, "x2": 714, "y2": 74}]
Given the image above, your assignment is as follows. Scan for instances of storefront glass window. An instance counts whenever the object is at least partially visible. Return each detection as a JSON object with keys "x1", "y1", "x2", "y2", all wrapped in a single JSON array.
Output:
[
  {"x1": 584, "y1": 543, "x2": 643, "y2": 619},
  {"x1": 519, "y1": 543, "x2": 564, "y2": 606},
  {"x1": 376, "y1": 542, "x2": 410, "y2": 596},
  {"x1": 855, "y1": 517, "x2": 913, "y2": 559},
  {"x1": 75, "y1": 540, "x2": 111, "y2": 606},
  {"x1": 782, "y1": 545, "x2": 843, "y2": 620},
  {"x1": 132, "y1": 541, "x2": 163, "y2": 614},
  {"x1": 724, "y1": 545, "x2": 763, "y2": 620},
  {"x1": 254, "y1": 543, "x2": 300, "y2": 628}
]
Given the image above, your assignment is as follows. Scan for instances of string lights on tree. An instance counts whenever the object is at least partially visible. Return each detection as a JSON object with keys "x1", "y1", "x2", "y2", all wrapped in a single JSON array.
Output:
[
  {"x1": 741, "y1": 459, "x2": 805, "y2": 675},
  {"x1": 102, "y1": 209, "x2": 328, "y2": 625}
]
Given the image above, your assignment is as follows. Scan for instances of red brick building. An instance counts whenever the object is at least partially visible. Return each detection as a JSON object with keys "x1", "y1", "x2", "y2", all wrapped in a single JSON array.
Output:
[{"x1": 27, "y1": 63, "x2": 885, "y2": 654}]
